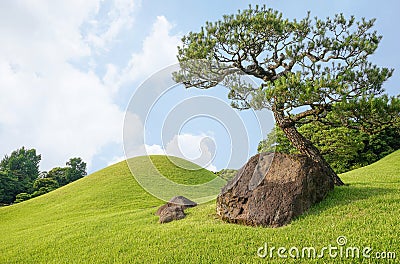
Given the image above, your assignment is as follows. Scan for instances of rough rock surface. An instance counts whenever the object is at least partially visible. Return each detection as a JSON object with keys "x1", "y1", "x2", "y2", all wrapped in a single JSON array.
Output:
[
  {"x1": 216, "y1": 152, "x2": 334, "y2": 227},
  {"x1": 158, "y1": 205, "x2": 186, "y2": 224},
  {"x1": 169, "y1": 196, "x2": 197, "y2": 209},
  {"x1": 156, "y1": 196, "x2": 197, "y2": 223}
]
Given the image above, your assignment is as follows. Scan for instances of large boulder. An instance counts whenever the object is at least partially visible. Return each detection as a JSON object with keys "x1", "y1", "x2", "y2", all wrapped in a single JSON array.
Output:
[
  {"x1": 156, "y1": 196, "x2": 197, "y2": 223},
  {"x1": 216, "y1": 152, "x2": 334, "y2": 227}
]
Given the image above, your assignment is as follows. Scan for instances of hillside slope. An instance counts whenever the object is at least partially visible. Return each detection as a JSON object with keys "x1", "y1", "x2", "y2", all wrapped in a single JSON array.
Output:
[{"x1": 0, "y1": 152, "x2": 399, "y2": 263}]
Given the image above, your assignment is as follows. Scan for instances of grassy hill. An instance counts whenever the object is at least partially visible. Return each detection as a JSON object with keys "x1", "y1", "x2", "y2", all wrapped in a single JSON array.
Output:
[{"x1": 0, "y1": 152, "x2": 399, "y2": 263}]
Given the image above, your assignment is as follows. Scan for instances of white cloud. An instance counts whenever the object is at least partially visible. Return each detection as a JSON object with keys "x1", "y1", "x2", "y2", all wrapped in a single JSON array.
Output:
[
  {"x1": 120, "y1": 15, "x2": 181, "y2": 84},
  {"x1": 0, "y1": 1, "x2": 130, "y2": 171},
  {"x1": 103, "y1": 63, "x2": 120, "y2": 94},
  {"x1": 122, "y1": 111, "x2": 217, "y2": 170},
  {"x1": 165, "y1": 133, "x2": 216, "y2": 169},
  {"x1": 0, "y1": 1, "x2": 96, "y2": 67},
  {"x1": 145, "y1": 144, "x2": 165, "y2": 155},
  {"x1": 113, "y1": 15, "x2": 183, "y2": 165},
  {"x1": 85, "y1": 0, "x2": 139, "y2": 50},
  {"x1": 166, "y1": 134, "x2": 210, "y2": 160},
  {"x1": 0, "y1": 57, "x2": 124, "y2": 171},
  {"x1": 124, "y1": 133, "x2": 218, "y2": 171},
  {"x1": 107, "y1": 155, "x2": 126, "y2": 166},
  {"x1": 206, "y1": 164, "x2": 217, "y2": 172},
  {"x1": 0, "y1": 1, "x2": 183, "y2": 172}
]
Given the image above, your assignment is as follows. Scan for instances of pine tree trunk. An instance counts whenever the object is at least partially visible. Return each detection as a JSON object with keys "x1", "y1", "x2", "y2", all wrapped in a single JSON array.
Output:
[{"x1": 273, "y1": 110, "x2": 345, "y2": 186}]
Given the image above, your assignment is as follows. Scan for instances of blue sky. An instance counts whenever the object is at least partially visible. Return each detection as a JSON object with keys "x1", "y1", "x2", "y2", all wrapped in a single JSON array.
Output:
[{"x1": 0, "y1": 0, "x2": 399, "y2": 173}]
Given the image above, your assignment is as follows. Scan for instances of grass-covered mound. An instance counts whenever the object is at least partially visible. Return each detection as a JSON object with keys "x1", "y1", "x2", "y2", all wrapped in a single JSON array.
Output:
[
  {"x1": 125, "y1": 155, "x2": 225, "y2": 203},
  {"x1": 148, "y1": 155, "x2": 217, "y2": 185},
  {"x1": 0, "y1": 152, "x2": 399, "y2": 263}
]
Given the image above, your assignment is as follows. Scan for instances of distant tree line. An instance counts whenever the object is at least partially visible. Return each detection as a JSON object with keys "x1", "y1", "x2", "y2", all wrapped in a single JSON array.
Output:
[
  {"x1": 216, "y1": 169, "x2": 238, "y2": 182},
  {"x1": 258, "y1": 123, "x2": 400, "y2": 174},
  {"x1": 0, "y1": 147, "x2": 86, "y2": 205},
  {"x1": 216, "y1": 120, "x2": 399, "y2": 180}
]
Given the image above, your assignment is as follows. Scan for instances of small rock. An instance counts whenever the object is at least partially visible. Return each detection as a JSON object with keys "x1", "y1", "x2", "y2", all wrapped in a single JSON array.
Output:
[
  {"x1": 168, "y1": 196, "x2": 197, "y2": 209},
  {"x1": 156, "y1": 196, "x2": 197, "y2": 223},
  {"x1": 155, "y1": 203, "x2": 169, "y2": 216},
  {"x1": 159, "y1": 205, "x2": 186, "y2": 224}
]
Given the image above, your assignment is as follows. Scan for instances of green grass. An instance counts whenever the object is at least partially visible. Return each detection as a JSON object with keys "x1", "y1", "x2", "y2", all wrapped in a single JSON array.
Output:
[
  {"x1": 148, "y1": 155, "x2": 217, "y2": 185},
  {"x1": 0, "y1": 152, "x2": 399, "y2": 263},
  {"x1": 126, "y1": 155, "x2": 226, "y2": 203}
]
